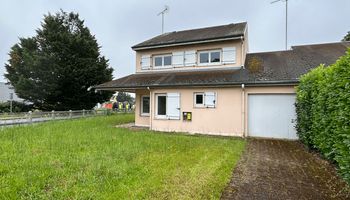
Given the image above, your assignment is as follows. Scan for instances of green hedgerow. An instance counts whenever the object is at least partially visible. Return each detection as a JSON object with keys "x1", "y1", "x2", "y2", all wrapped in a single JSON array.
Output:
[{"x1": 296, "y1": 48, "x2": 350, "y2": 183}]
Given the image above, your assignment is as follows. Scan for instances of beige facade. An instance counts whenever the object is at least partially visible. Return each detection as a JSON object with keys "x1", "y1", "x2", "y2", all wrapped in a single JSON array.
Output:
[
  {"x1": 135, "y1": 39, "x2": 246, "y2": 73},
  {"x1": 135, "y1": 86, "x2": 296, "y2": 137}
]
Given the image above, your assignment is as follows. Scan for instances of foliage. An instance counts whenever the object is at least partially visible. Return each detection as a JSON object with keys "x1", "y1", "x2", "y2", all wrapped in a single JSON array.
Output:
[
  {"x1": 4, "y1": 10, "x2": 113, "y2": 111},
  {"x1": 342, "y1": 31, "x2": 350, "y2": 41},
  {"x1": 296, "y1": 49, "x2": 350, "y2": 183},
  {"x1": 0, "y1": 101, "x2": 33, "y2": 113},
  {"x1": 116, "y1": 92, "x2": 134, "y2": 104},
  {"x1": 0, "y1": 114, "x2": 246, "y2": 199}
]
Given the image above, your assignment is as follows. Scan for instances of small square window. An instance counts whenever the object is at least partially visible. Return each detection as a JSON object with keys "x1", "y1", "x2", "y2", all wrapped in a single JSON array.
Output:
[{"x1": 194, "y1": 93, "x2": 204, "y2": 107}]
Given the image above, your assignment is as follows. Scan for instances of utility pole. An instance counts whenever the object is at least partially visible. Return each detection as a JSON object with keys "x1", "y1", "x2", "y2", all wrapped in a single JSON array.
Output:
[
  {"x1": 9, "y1": 93, "x2": 13, "y2": 114},
  {"x1": 157, "y1": 5, "x2": 169, "y2": 34},
  {"x1": 271, "y1": 0, "x2": 289, "y2": 50}
]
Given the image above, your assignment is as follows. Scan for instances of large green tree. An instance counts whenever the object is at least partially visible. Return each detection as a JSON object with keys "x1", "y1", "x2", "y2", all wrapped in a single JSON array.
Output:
[
  {"x1": 5, "y1": 10, "x2": 113, "y2": 110},
  {"x1": 342, "y1": 31, "x2": 350, "y2": 41}
]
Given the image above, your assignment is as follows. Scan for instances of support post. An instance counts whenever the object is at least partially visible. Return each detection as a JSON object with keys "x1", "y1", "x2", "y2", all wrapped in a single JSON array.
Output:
[
  {"x1": 51, "y1": 110, "x2": 55, "y2": 120},
  {"x1": 28, "y1": 111, "x2": 32, "y2": 123},
  {"x1": 69, "y1": 110, "x2": 72, "y2": 119}
]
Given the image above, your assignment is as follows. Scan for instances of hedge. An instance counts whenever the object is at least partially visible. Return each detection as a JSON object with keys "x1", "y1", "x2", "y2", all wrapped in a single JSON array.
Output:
[{"x1": 296, "y1": 49, "x2": 350, "y2": 183}]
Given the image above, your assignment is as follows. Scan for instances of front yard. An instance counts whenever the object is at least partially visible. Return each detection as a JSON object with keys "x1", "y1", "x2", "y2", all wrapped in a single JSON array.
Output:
[{"x1": 0, "y1": 114, "x2": 246, "y2": 199}]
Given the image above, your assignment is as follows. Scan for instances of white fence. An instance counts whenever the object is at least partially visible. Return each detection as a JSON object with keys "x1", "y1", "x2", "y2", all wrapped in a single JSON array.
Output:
[{"x1": 0, "y1": 110, "x2": 110, "y2": 126}]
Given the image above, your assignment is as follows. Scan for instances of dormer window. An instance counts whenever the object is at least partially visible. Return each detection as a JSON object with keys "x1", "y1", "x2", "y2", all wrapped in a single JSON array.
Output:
[
  {"x1": 199, "y1": 50, "x2": 221, "y2": 65},
  {"x1": 153, "y1": 54, "x2": 172, "y2": 68}
]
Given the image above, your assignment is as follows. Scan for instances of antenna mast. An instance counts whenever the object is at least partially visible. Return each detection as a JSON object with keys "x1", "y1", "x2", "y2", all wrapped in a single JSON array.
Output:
[
  {"x1": 271, "y1": 0, "x2": 288, "y2": 50},
  {"x1": 157, "y1": 5, "x2": 169, "y2": 34}
]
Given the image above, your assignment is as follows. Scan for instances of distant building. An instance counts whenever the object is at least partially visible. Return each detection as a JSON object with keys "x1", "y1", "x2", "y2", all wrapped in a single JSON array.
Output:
[{"x1": 0, "y1": 82, "x2": 23, "y2": 102}]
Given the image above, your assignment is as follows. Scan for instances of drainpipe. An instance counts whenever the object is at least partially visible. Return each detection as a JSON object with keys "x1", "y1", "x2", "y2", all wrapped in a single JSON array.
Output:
[
  {"x1": 241, "y1": 83, "x2": 246, "y2": 137},
  {"x1": 147, "y1": 87, "x2": 152, "y2": 130}
]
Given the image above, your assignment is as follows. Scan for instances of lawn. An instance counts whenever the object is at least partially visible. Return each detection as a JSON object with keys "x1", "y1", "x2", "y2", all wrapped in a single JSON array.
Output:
[{"x1": 0, "y1": 114, "x2": 246, "y2": 199}]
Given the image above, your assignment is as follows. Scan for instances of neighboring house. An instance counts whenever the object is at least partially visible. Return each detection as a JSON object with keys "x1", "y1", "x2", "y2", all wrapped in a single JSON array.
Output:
[
  {"x1": 0, "y1": 82, "x2": 23, "y2": 103},
  {"x1": 95, "y1": 22, "x2": 350, "y2": 139}
]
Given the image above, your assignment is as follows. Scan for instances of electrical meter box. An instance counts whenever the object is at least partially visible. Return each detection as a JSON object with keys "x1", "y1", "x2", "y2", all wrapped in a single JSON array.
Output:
[{"x1": 183, "y1": 112, "x2": 192, "y2": 121}]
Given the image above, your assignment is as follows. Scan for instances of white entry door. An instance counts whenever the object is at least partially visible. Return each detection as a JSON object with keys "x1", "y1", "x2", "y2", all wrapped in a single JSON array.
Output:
[{"x1": 248, "y1": 94, "x2": 297, "y2": 139}]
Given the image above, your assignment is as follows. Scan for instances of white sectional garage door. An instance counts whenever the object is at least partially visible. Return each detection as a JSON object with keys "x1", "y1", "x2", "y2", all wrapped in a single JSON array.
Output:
[{"x1": 248, "y1": 94, "x2": 297, "y2": 139}]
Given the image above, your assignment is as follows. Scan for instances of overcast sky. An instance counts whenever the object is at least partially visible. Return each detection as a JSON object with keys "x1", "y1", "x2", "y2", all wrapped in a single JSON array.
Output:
[{"x1": 1, "y1": 0, "x2": 349, "y2": 83}]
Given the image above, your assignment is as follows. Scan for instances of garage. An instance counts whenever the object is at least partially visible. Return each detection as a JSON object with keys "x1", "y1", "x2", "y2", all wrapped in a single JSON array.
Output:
[{"x1": 248, "y1": 94, "x2": 298, "y2": 139}]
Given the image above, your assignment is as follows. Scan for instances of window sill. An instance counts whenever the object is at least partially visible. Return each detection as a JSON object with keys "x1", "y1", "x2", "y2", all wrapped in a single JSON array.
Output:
[{"x1": 140, "y1": 113, "x2": 150, "y2": 117}]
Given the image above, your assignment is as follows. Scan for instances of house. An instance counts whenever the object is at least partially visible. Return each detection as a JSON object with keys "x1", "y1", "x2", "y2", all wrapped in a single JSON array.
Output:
[
  {"x1": 0, "y1": 82, "x2": 23, "y2": 103},
  {"x1": 95, "y1": 22, "x2": 350, "y2": 139}
]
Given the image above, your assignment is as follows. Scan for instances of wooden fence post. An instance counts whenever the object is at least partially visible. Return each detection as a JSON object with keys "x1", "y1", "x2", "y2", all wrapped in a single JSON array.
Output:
[
  {"x1": 28, "y1": 111, "x2": 32, "y2": 123},
  {"x1": 83, "y1": 109, "x2": 85, "y2": 117},
  {"x1": 51, "y1": 110, "x2": 55, "y2": 120},
  {"x1": 69, "y1": 110, "x2": 72, "y2": 119}
]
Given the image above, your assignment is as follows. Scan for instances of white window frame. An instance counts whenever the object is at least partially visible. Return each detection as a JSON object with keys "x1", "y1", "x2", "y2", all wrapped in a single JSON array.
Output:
[
  {"x1": 153, "y1": 54, "x2": 172, "y2": 69},
  {"x1": 198, "y1": 50, "x2": 221, "y2": 66},
  {"x1": 194, "y1": 92, "x2": 205, "y2": 107},
  {"x1": 155, "y1": 93, "x2": 167, "y2": 119},
  {"x1": 140, "y1": 95, "x2": 150, "y2": 116},
  {"x1": 193, "y1": 92, "x2": 217, "y2": 108}
]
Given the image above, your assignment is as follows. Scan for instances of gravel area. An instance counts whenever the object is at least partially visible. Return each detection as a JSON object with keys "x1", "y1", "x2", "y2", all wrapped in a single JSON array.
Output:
[{"x1": 221, "y1": 138, "x2": 350, "y2": 200}]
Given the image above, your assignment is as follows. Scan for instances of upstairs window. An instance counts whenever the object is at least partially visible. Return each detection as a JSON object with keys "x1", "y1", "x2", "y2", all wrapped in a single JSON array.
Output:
[
  {"x1": 199, "y1": 50, "x2": 221, "y2": 65},
  {"x1": 153, "y1": 55, "x2": 172, "y2": 68}
]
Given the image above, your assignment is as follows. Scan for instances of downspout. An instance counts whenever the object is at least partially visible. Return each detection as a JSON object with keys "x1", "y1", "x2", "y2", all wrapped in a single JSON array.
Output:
[
  {"x1": 147, "y1": 87, "x2": 152, "y2": 130},
  {"x1": 241, "y1": 84, "x2": 246, "y2": 137}
]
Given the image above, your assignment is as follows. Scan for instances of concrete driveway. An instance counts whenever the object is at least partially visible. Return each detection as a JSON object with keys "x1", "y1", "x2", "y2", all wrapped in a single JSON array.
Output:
[{"x1": 221, "y1": 139, "x2": 350, "y2": 200}]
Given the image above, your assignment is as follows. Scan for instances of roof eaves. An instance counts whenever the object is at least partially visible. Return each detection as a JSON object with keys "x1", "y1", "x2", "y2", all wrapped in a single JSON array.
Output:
[{"x1": 94, "y1": 79, "x2": 299, "y2": 91}]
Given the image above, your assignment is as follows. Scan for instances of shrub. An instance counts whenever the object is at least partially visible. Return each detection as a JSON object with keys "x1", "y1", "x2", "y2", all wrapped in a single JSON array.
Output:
[
  {"x1": 296, "y1": 49, "x2": 350, "y2": 183},
  {"x1": 0, "y1": 101, "x2": 33, "y2": 113}
]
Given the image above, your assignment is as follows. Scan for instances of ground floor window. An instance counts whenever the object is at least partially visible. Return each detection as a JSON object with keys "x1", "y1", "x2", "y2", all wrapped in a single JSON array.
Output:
[
  {"x1": 194, "y1": 92, "x2": 204, "y2": 107},
  {"x1": 156, "y1": 94, "x2": 167, "y2": 117},
  {"x1": 141, "y1": 95, "x2": 150, "y2": 116},
  {"x1": 155, "y1": 93, "x2": 180, "y2": 119},
  {"x1": 194, "y1": 92, "x2": 216, "y2": 108}
]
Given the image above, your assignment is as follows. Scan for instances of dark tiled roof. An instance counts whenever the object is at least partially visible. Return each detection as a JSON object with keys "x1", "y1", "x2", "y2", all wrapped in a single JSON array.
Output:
[
  {"x1": 96, "y1": 42, "x2": 350, "y2": 90},
  {"x1": 132, "y1": 22, "x2": 247, "y2": 50}
]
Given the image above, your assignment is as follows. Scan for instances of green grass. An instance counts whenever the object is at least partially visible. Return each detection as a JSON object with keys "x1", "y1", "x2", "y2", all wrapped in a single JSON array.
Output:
[{"x1": 0, "y1": 114, "x2": 246, "y2": 199}]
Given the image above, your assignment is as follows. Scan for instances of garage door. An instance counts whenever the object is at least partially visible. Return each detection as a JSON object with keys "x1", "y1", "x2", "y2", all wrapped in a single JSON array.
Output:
[{"x1": 248, "y1": 94, "x2": 297, "y2": 139}]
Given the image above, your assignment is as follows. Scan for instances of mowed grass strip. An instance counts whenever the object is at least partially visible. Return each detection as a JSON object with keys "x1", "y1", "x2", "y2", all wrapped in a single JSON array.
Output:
[{"x1": 0, "y1": 114, "x2": 246, "y2": 199}]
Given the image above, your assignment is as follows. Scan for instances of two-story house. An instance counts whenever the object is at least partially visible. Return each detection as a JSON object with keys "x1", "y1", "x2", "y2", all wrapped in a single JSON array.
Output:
[{"x1": 95, "y1": 22, "x2": 350, "y2": 139}]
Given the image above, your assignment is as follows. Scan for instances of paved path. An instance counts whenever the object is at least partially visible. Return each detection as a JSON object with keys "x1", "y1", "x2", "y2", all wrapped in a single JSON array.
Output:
[{"x1": 221, "y1": 139, "x2": 350, "y2": 200}]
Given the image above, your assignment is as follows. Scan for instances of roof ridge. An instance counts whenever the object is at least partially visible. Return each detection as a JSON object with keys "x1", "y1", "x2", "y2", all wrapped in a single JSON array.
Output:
[
  {"x1": 291, "y1": 41, "x2": 350, "y2": 48},
  {"x1": 165, "y1": 22, "x2": 247, "y2": 35}
]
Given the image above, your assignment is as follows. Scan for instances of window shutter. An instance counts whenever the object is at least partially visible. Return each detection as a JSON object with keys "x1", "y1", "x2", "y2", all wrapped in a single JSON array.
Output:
[
  {"x1": 141, "y1": 55, "x2": 151, "y2": 69},
  {"x1": 204, "y1": 92, "x2": 216, "y2": 108},
  {"x1": 184, "y1": 50, "x2": 196, "y2": 66},
  {"x1": 222, "y1": 47, "x2": 236, "y2": 64},
  {"x1": 172, "y1": 51, "x2": 184, "y2": 67},
  {"x1": 166, "y1": 93, "x2": 180, "y2": 119}
]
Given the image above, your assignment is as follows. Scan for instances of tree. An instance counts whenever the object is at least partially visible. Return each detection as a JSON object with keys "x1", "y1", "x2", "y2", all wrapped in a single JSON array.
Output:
[
  {"x1": 116, "y1": 92, "x2": 134, "y2": 104},
  {"x1": 342, "y1": 31, "x2": 350, "y2": 41},
  {"x1": 4, "y1": 10, "x2": 113, "y2": 110}
]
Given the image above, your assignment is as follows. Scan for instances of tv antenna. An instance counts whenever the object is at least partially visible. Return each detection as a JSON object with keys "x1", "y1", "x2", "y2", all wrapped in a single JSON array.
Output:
[
  {"x1": 271, "y1": 0, "x2": 288, "y2": 50},
  {"x1": 157, "y1": 5, "x2": 169, "y2": 34}
]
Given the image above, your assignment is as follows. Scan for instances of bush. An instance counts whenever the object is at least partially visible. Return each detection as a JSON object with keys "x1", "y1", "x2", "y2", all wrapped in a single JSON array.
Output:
[
  {"x1": 296, "y1": 49, "x2": 350, "y2": 183},
  {"x1": 0, "y1": 101, "x2": 33, "y2": 113}
]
